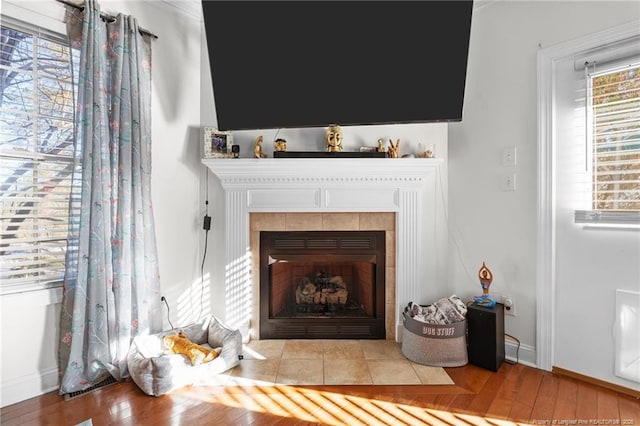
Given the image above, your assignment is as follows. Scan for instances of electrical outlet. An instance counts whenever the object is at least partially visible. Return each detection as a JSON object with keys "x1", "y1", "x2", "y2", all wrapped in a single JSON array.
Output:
[
  {"x1": 490, "y1": 292, "x2": 516, "y2": 317},
  {"x1": 502, "y1": 295, "x2": 516, "y2": 317}
]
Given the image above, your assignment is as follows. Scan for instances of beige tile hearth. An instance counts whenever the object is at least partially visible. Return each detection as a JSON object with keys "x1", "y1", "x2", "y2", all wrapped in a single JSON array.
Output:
[
  {"x1": 322, "y1": 339, "x2": 364, "y2": 359},
  {"x1": 367, "y1": 359, "x2": 421, "y2": 385},
  {"x1": 227, "y1": 339, "x2": 454, "y2": 386},
  {"x1": 276, "y1": 359, "x2": 324, "y2": 385},
  {"x1": 359, "y1": 339, "x2": 406, "y2": 360},
  {"x1": 324, "y1": 358, "x2": 372, "y2": 385},
  {"x1": 281, "y1": 339, "x2": 324, "y2": 359},
  {"x1": 228, "y1": 358, "x2": 280, "y2": 386},
  {"x1": 241, "y1": 339, "x2": 285, "y2": 360}
]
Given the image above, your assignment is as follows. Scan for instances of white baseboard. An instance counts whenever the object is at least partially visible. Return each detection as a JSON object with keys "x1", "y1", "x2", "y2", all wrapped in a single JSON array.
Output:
[
  {"x1": 1, "y1": 367, "x2": 59, "y2": 408},
  {"x1": 506, "y1": 340, "x2": 537, "y2": 368}
]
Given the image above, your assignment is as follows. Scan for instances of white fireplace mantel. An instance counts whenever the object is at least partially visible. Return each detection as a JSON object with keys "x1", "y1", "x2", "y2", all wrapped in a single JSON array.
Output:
[
  {"x1": 204, "y1": 158, "x2": 440, "y2": 185},
  {"x1": 202, "y1": 157, "x2": 444, "y2": 340}
]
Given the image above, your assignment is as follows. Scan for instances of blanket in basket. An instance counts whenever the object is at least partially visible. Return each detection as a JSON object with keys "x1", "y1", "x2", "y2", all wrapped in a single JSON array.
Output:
[{"x1": 404, "y1": 295, "x2": 467, "y2": 324}]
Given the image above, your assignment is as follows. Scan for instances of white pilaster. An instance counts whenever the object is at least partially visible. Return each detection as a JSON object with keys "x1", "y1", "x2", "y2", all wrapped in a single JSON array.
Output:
[
  {"x1": 396, "y1": 189, "x2": 420, "y2": 330},
  {"x1": 224, "y1": 189, "x2": 251, "y2": 330}
]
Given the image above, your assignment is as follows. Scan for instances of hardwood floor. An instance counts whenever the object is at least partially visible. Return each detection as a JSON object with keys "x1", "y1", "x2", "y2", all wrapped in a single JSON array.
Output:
[{"x1": 1, "y1": 362, "x2": 638, "y2": 425}]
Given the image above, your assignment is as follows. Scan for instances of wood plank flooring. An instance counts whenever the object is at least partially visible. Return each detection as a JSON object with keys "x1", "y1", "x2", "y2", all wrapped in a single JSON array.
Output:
[{"x1": 1, "y1": 362, "x2": 638, "y2": 425}]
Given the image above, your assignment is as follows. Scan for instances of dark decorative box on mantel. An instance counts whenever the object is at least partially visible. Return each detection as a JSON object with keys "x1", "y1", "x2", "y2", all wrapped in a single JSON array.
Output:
[{"x1": 274, "y1": 151, "x2": 386, "y2": 158}]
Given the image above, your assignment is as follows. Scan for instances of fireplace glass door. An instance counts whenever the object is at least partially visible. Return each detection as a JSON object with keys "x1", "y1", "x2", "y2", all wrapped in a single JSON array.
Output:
[{"x1": 260, "y1": 231, "x2": 385, "y2": 339}]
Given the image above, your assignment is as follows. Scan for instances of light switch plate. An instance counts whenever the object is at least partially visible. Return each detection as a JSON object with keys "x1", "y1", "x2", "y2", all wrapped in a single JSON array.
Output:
[{"x1": 502, "y1": 173, "x2": 517, "y2": 191}]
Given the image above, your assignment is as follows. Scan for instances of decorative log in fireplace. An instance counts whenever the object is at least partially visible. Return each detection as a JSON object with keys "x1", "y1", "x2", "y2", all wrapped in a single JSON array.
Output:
[{"x1": 260, "y1": 230, "x2": 386, "y2": 339}]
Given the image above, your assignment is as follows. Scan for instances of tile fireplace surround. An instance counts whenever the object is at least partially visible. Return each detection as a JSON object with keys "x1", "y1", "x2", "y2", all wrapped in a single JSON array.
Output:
[{"x1": 202, "y1": 157, "x2": 444, "y2": 341}]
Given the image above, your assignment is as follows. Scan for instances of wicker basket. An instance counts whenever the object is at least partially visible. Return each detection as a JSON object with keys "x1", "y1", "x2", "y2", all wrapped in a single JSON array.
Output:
[{"x1": 401, "y1": 312, "x2": 468, "y2": 367}]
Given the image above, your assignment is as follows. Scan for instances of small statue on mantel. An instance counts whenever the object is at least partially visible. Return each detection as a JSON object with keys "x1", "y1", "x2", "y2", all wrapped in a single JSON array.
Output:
[
  {"x1": 387, "y1": 139, "x2": 400, "y2": 158},
  {"x1": 420, "y1": 147, "x2": 435, "y2": 158},
  {"x1": 325, "y1": 125, "x2": 343, "y2": 152},
  {"x1": 254, "y1": 135, "x2": 268, "y2": 158},
  {"x1": 474, "y1": 261, "x2": 496, "y2": 308},
  {"x1": 274, "y1": 138, "x2": 287, "y2": 152},
  {"x1": 377, "y1": 139, "x2": 385, "y2": 153}
]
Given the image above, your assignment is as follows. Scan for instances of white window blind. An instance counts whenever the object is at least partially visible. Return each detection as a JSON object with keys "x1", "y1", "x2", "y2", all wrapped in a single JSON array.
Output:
[
  {"x1": 590, "y1": 63, "x2": 640, "y2": 212},
  {"x1": 573, "y1": 38, "x2": 640, "y2": 226},
  {"x1": 0, "y1": 19, "x2": 79, "y2": 294}
]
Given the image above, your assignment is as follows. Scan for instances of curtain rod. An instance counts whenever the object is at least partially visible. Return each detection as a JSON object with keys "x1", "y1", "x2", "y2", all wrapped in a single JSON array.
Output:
[{"x1": 56, "y1": 0, "x2": 158, "y2": 39}]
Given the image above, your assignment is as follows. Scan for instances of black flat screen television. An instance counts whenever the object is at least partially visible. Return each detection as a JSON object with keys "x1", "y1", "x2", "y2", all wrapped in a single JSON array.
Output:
[{"x1": 202, "y1": 0, "x2": 474, "y2": 131}]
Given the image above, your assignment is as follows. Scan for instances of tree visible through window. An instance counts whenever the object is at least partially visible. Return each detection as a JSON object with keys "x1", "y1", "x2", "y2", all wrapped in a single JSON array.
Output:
[
  {"x1": 591, "y1": 64, "x2": 640, "y2": 211},
  {"x1": 0, "y1": 21, "x2": 79, "y2": 293}
]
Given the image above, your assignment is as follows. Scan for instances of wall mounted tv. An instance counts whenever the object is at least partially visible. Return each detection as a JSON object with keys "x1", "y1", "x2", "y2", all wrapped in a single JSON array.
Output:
[{"x1": 202, "y1": 1, "x2": 474, "y2": 131}]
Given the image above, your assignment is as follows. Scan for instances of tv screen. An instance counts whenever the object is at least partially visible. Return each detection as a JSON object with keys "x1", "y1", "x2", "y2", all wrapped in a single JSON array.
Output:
[{"x1": 202, "y1": 1, "x2": 474, "y2": 131}]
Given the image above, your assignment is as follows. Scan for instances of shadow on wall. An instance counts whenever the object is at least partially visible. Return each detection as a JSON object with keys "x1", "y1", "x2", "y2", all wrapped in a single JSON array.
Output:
[
  {"x1": 181, "y1": 125, "x2": 204, "y2": 170},
  {"x1": 113, "y1": 0, "x2": 202, "y2": 122},
  {"x1": 150, "y1": 12, "x2": 201, "y2": 122}
]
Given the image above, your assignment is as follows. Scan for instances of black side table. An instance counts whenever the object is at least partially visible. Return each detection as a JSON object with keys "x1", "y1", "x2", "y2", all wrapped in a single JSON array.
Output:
[{"x1": 467, "y1": 302, "x2": 505, "y2": 371}]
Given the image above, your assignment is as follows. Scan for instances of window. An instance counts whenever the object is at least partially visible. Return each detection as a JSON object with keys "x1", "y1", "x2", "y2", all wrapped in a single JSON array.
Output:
[
  {"x1": 590, "y1": 64, "x2": 640, "y2": 211},
  {"x1": 0, "y1": 19, "x2": 79, "y2": 294},
  {"x1": 574, "y1": 48, "x2": 640, "y2": 226}
]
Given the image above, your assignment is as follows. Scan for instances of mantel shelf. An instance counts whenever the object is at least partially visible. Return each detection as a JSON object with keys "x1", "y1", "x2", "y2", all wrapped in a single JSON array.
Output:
[{"x1": 202, "y1": 157, "x2": 443, "y2": 188}]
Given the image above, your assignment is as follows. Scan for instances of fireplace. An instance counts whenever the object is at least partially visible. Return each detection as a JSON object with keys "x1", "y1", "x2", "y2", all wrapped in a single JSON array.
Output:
[
  {"x1": 201, "y1": 157, "x2": 444, "y2": 342},
  {"x1": 260, "y1": 230, "x2": 385, "y2": 339}
]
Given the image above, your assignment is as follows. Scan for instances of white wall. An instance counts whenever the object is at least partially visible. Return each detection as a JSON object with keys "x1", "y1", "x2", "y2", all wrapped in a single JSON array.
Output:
[
  {"x1": 0, "y1": 0, "x2": 205, "y2": 407},
  {"x1": 449, "y1": 0, "x2": 640, "y2": 372}
]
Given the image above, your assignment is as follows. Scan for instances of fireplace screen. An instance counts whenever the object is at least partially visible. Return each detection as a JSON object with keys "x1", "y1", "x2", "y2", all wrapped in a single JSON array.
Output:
[
  {"x1": 271, "y1": 260, "x2": 375, "y2": 318},
  {"x1": 260, "y1": 231, "x2": 385, "y2": 339}
]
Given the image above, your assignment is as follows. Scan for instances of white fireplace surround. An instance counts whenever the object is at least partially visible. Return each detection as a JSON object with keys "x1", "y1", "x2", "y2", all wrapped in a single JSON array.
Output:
[{"x1": 202, "y1": 157, "x2": 444, "y2": 341}]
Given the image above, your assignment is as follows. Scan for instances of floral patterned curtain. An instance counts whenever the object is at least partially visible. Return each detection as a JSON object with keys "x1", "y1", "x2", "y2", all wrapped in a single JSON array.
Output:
[{"x1": 58, "y1": 0, "x2": 161, "y2": 395}]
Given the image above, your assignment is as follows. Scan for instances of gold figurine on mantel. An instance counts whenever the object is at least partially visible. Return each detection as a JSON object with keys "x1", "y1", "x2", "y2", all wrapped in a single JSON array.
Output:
[
  {"x1": 325, "y1": 125, "x2": 343, "y2": 152},
  {"x1": 274, "y1": 138, "x2": 287, "y2": 152},
  {"x1": 254, "y1": 135, "x2": 268, "y2": 158},
  {"x1": 387, "y1": 139, "x2": 400, "y2": 158}
]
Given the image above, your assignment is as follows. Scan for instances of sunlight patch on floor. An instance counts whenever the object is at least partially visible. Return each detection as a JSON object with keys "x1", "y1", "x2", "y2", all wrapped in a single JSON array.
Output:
[{"x1": 174, "y1": 385, "x2": 532, "y2": 426}]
